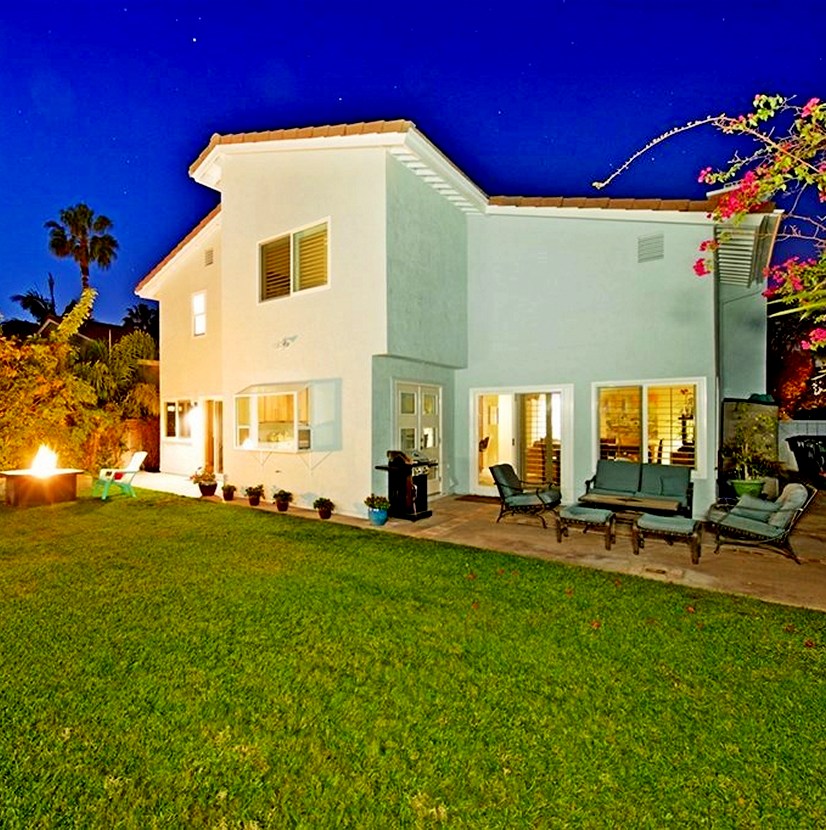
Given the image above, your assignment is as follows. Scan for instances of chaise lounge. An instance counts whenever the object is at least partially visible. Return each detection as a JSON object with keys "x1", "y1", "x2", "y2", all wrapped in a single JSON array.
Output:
[{"x1": 706, "y1": 482, "x2": 815, "y2": 563}]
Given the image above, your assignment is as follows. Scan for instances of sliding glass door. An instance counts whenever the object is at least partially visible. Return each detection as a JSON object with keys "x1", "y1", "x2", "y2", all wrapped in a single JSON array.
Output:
[{"x1": 475, "y1": 390, "x2": 565, "y2": 493}]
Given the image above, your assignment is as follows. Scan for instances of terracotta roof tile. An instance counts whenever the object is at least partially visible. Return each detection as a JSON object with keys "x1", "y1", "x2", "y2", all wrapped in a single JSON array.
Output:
[
  {"x1": 188, "y1": 120, "x2": 416, "y2": 176},
  {"x1": 488, "y1": 195, "x2": 721, "y2": 212},
  {"x1": 136, "y1": 204, "x2": 221, "y2": 291}
]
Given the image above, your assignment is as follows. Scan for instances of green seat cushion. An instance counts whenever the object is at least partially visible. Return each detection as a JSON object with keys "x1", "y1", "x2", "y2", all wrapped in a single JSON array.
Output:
[
  {"x1": 768, "y1": 484, "x2": 809, "y2": 528},
  {"x1": 640, "y1": 463, "x2": 690, "y2": 498},
  {"x1": 637, "y1": 514, "x2": 697, "y2": 535},
  {"x1": 719, "y1": 514, "x2": 785, "y2": 539},
  {"x1": 560, "y1": 505, "x2": 613, "y2": 523},
  {"x1": 593, "y1": 460, "x2": 640, "y2": 494},
  {"x1": 731, "y1": 493, "x2": 779, "y2": 522},
  {"x1": 506, "y1": 493, "x2": 548, "y2": 508}
]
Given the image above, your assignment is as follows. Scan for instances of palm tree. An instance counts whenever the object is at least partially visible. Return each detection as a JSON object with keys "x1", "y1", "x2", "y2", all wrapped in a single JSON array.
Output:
[
  {"x1": 45, "y1": 204, "x2": 119, "y2": 291},
  {"x1": 122, "y1": 302, "x2": 159, "y2": 341},
  {"x1": 10, "y1": 273, "x2": 57, "y2": 323}
]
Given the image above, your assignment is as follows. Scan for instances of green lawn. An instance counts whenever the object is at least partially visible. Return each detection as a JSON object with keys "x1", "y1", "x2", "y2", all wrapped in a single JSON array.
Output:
[{"x1": 0, "y1": 491, "x2": 824, "y2": 828}]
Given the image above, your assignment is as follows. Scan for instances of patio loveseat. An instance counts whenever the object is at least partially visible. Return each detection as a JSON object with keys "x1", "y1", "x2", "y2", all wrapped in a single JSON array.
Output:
[{"x1": 579, "y1": 459, "x2": 693, "y2": 517}]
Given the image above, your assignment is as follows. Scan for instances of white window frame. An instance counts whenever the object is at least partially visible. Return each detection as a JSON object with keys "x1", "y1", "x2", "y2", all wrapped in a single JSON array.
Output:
[
  {"x1": 192, "y1": 291, "x2": 207, "y2": 337},
  {"x1": 259, "y1": 219, "x2": 330, "y2": 303},
  {"x1": 592, "y1": 378, "x2": 706, "y2": 479},
  {"x1": 164, "y1": 399, "x2": 194, "y2": 440},
  {"x1": 234, "y1": 383, "x2": 311, "y2": 453}
]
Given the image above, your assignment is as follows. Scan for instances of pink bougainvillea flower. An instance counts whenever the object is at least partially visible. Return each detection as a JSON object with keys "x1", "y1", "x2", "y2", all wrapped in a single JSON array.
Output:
[
  {"x1": 697, "y1": 166, "x2": 713, "y2": 183},
  {"x1": 693, "y1": 258, "x2": 711, "y2": 277},
  {"x1": 801, "y1": 97, "x2": 821, "y2": 118}
]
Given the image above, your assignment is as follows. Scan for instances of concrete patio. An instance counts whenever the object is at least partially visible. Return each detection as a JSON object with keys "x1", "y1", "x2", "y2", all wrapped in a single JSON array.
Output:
[{"x1": 134, "y1": 472, "x2": 826, "y2": 613}]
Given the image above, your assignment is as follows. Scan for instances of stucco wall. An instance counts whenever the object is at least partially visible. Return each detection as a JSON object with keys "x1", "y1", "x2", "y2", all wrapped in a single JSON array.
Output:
[
  {"x1": 213, "y1": 146, "x2": 390, "y2": 515},
  {"x1": 385, "y1": 157, "x2": 468, "y2": 368},
  {"x1": 370, "y1": 356, "x2": 457, "y2": 495},
  {"x1": 153, "y1": 223, "x2": 223, "y2": 475},
  {"x1": 458, "y1": 210, "x2": 721, "y2": 512}
]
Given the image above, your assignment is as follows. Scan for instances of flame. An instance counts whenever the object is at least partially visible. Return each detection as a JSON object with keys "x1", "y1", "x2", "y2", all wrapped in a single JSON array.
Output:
[{"x1": 31, "y1": 445, "x2": 58, "y2": 478}]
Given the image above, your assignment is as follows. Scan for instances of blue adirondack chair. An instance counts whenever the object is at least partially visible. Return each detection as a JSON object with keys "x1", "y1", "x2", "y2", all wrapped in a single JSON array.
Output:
[{"x1": 93, "y1": 451, "x2": 148, "y2": 500}]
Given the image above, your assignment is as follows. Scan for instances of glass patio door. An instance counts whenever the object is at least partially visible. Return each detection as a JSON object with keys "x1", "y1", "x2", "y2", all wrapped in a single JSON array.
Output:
[
  {"x1": 396, "y1": 382, "x2": 442, "y2": 494},
  {"x1": 475, "y1": 391, "x2": 563, "y2": 493}
]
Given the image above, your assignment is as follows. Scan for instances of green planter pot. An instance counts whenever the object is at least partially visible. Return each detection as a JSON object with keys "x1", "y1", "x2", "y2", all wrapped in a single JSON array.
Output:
[{"x1": 731, "y1": 479, "x2": 764, "y2": 497}]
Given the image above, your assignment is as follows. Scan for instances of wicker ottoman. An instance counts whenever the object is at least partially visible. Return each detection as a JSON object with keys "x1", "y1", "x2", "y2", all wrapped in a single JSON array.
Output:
[
  {"x1": 556, "y1": 505, "x2": 615, "y2": 551},
  {"x1": 632, "y1": 514, "x2": 702, "y2": 565}
]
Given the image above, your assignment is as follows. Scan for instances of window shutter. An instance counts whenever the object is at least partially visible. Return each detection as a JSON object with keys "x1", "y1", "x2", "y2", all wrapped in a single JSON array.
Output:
[
  {"x1": 261, "y1": 236, "x2": 291, "y2": 299},
  {"x1": 647, "y1": 385, "x2": 695, "y2": 467},
  {"x1": 295, "y1": 224, "x2": 327, "y2": 291}
]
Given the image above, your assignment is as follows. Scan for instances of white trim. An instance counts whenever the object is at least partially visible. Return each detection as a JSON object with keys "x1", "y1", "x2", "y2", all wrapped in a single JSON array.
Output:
[
  {"x1": 590, "y1": 377, "x2": 708, "y2": 480},
  {"x1": 136, "y1": 211, "x2": 221, "y2": 299},
  {"x1": 258, "y1": 217, "x2": 331, "y2": 305},
  {"x1": 192, "y1": 290, "x2": 207, "y2": 337},
  {"x1": 469, "y1": 384, "x2": 575, "y2": 503}
]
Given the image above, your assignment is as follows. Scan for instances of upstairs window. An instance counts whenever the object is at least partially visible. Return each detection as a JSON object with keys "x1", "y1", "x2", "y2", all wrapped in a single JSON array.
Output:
[
  {"x1": 192, "y1": 291, "x2": 206, "y2": 336},
  {"x1": 597, "y1": 382, "x2": 698, "y2": 468},
  {"x1": 260, "y1": 222, "x2": 328, "y2": 301}
]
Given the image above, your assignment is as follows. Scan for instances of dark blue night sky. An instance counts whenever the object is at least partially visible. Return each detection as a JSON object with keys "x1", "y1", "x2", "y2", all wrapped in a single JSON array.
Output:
[{"x1": 1, "y1": 1, "x2": 823, "y2": 323}]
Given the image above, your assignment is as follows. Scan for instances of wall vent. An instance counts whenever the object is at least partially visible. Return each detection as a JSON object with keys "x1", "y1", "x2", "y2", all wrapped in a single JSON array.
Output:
[
  {"x1": 638, "y1": 233, "x2": 664, "y2": 263},
  {"x1": 204, "y1": 248, "x2": 214, "y2": 266}
]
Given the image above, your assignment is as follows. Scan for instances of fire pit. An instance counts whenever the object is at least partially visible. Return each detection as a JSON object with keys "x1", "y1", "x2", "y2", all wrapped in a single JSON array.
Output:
[{"x1": 1, "y1": 446, "x2": 84, "y2": 507}]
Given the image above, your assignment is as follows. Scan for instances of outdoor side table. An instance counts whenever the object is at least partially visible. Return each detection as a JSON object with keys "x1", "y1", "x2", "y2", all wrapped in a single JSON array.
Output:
[
  {"x1": 632, "y1": 513, "x2": 702, "y2": 565},
  {"x1": 556, "y1": 505, "x2": 615, "y2": 551}
]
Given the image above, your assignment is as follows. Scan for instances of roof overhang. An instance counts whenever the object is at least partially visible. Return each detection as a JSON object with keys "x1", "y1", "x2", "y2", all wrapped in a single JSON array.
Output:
[
  {"x1": 135, "y1": 205, "x2": 221, "y2": 298},
  {"x1": 189, "y1": 121, "x2": 488, "y2": 214}
]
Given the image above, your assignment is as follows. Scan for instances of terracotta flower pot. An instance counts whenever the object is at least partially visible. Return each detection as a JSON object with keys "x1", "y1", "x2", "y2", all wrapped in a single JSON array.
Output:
[{"x1": 276, "y1": 500, "x2": 290, "y2": 512}]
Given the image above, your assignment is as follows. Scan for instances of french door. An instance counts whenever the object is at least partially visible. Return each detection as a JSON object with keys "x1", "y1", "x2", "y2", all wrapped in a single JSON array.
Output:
[
  {"x1": 395, "y1": 382, "x2": 442, "y2": 494},
  {"x1": 475, "y1": 389, "x2": 570, "y2": 497}
]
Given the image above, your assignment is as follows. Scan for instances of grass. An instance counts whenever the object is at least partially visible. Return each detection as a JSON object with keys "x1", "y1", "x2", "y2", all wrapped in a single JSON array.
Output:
[{"x1": 0, "y1": 490, "x2": 824, "y2": 829}]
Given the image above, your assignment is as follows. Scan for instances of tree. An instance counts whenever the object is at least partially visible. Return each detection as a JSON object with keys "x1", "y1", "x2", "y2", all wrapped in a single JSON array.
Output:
[
  {"x1": 0, "y1": 288, "x2": 119, "y2": 470},
  {"x1": 45, "y1": 203, "x2": 119, "y2": 291},
  {"x1": 594, "y1": 94, "x2": 826, "y2": 351},
  {"x1": 10, "y1": 273, "x2": 57, "y2": 323},
  {"x1": 122, "y1": 302, "x2": 159, "y2": 341}
]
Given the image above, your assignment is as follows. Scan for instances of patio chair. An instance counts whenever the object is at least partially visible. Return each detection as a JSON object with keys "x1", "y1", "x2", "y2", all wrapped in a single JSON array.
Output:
[
  {"x1": 706, "y1": 482, "x2": 815, "y2": 563},
  {"x1": 489, "y1": 463, "x2": 561, "y2": 528},
  {"x1": 92, "y1": 451, "x2": 148, "y2": 500}
]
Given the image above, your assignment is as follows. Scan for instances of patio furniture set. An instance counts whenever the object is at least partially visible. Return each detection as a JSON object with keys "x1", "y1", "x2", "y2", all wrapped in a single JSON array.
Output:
[{"x1": 490, "y1": 460, "x2": 816, "y2": 566}]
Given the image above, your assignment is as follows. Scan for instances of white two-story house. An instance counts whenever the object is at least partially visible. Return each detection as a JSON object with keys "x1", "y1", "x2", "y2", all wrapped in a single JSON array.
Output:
[{"x1": 136, "y1": 120, "x2": 780, "y2": 517}]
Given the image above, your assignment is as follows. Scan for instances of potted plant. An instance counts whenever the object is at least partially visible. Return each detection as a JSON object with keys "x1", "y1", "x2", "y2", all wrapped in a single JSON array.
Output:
[
  {"x1": 364, "y1": 493, "x2": 391, "y2": 526},
  {"x1": 191, "y1": 466, "x2": 217, "y2": 497},
  {"x1": 221, "y1": 483, "x2": 237, "y2": 502},
  {"x1": 313, "y1": 496, "x2": 334, "y2": 519},
  {"x1": 273, "y1": 489, "x2": 293, "y2": 512},
  {"x1": 245, "y1": 484, "x2": 265, "y2": 506},
  {"x1": 722, "y1": 409, "x2": 778, "y2": 497}
]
